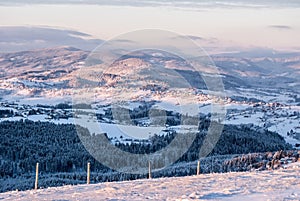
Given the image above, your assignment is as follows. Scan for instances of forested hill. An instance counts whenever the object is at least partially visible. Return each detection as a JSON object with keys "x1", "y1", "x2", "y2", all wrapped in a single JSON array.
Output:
[{"x1": 0, "y1": 120, "x2": 292, "y2": 192}]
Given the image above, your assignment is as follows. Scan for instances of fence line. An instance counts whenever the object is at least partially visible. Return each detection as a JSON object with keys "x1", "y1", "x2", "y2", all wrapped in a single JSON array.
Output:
[{"x1": 30, "y1": 160, "x2": 204, "y2": 190}]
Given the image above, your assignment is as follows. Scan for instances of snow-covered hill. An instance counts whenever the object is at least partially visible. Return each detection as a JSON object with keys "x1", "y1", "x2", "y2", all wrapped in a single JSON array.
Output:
[
  {"x1": 1, "y1": 47, "x2": 300, "y2": 103},
  {"x1": 1, "y1": 166, "x2": 299, "y2": 201}
]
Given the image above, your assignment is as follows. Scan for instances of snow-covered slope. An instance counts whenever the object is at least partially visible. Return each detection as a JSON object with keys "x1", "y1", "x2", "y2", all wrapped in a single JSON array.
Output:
[{"x1": 1, "y1": 167, "x2": 299, "y2": 201}]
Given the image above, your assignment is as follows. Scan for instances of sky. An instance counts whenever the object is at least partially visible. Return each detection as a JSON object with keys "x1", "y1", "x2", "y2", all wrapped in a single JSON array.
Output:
[{"x1": 0, "y1": 0, "x2": 299, "y2": 52}]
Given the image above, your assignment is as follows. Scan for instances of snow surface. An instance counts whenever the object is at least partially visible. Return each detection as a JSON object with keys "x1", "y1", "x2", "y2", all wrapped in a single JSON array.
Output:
[
  {"x1": 1, "y1": 168, "x2": 299, "y2": 201},
  {"x1": 75, "y1": 115, "x2": 165, "y2": 140},
  {"x1": 224, "y1": 104, "x2": 300, "y2": 146}
]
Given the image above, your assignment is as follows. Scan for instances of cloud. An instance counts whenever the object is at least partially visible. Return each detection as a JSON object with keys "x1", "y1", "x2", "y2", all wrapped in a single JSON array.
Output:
[
  {"x1": 268, "y1": 25, "x2": 292, "y2": 30},
  {"x1": 113, "y1": 39, "x2": 136, "y2": 44},
  {"x1": 0, "y1": 26, "x2": 103, "y2": 52},
  {"x1": 185, "y1": 35, "x2": 204, "y2": 41},
  {"x1": 172, "y1": 35, "x2": 218, "y2": 45},
  {"x1": 172, "y1": 35, "x2": 204, "y2": 41}
]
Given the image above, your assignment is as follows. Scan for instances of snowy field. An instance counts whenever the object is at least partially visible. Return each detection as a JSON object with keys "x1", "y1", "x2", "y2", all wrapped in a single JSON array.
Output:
[{"x1": 1, "y1": 166, "x2": 299, "y2": 201}]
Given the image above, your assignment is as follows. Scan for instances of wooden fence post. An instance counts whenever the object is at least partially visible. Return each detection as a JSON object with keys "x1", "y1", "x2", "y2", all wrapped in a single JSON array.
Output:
[
  {"x1": 148, "y1": 161, "x2": 151, "y2": 179},
  {"x1": 35, "y1": 163, "x2": 39, "y2": 190},
  {"x1": 87, "y1": 162, "x2": 91, "y2": 184},
  {"x1": 197, "y1": 160, "x2": 200, "y2": 175}
]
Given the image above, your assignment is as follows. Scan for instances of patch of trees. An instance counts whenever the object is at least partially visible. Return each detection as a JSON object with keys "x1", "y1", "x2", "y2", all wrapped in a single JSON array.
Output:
[
  {"x1": 101, "y1": 104, "x2": 181, "y2": 126},
  {"x1": 35, "y1": 103, "x2": 92, "y2": 110},
  {"x1": 231, "y1": 96, "x2": 264, "y2": 103},
  {"x1": 0, "y1": 109, "x2": 14, "y2": 118},
  {"x1": 0, "y1": 120, "x2": 109, "y2": 179}
]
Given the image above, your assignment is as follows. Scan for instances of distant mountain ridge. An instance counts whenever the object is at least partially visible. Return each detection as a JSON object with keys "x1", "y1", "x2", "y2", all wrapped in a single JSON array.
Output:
[{"x1": 0, "y1": 46, "x2": 299, "y2": 102}]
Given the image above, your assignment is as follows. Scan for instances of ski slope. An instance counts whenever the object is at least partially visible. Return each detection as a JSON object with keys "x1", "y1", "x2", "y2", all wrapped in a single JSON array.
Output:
[{"x1": 1, "y1": 166, "x2": 299, "y2": 201}]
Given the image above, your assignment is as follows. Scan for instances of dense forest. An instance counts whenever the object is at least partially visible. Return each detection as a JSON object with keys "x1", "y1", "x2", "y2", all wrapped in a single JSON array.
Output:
[{"x1": 0, "y1": 120, "x2": 293, "y2": 192}]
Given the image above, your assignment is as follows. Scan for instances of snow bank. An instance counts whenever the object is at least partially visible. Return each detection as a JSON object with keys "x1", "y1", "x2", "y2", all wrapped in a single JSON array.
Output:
[{"x1": 1, "y1": 168, "x2": 299, "y2": 201}]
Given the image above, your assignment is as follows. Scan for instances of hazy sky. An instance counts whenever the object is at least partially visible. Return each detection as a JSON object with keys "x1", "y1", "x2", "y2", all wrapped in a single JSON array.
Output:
[{"x1": 0, "y1": 1, "x2": 299, "y2": 51}]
